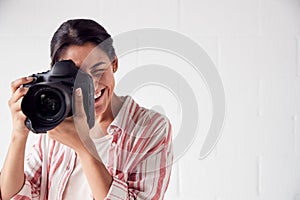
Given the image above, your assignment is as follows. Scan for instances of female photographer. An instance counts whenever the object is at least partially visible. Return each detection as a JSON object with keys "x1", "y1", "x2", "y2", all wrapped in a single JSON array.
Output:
[{"x1": 0, "y1": 19, "x2": 173, "y2": 200}]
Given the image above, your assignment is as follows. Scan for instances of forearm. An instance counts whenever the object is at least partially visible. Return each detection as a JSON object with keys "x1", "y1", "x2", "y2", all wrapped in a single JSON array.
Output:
[
  {"x1": 76, "y1": 145, "x2": 113, "y2": 200},
  {"x1": 0, "y1": 133, "x2": 27, "y2": 200}
]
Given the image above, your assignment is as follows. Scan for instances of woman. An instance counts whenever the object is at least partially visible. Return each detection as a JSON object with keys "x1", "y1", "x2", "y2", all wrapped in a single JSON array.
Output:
[{"x1": 0, "y1": 19, "x2": 173, "y2": 200}]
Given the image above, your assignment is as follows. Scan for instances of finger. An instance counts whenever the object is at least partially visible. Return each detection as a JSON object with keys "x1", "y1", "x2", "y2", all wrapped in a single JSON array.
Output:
[
  {"x1": 74, "y1": 88, "x2": 86, "y2": 119},
  {"x1": 10, "y1": 96, "x2": 24, "y2": 112},
  {"x1": 8, "y1": 87, "x2": 28, "y2": 106},
  {"x1": 10, "y1": 77, "x2": 34, "y2": 93}
]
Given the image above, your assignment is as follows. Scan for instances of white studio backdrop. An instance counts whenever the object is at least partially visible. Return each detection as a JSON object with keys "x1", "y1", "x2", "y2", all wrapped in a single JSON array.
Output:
[{"x1": 0, "y1": 0, "x2": 300, "y2": 200}]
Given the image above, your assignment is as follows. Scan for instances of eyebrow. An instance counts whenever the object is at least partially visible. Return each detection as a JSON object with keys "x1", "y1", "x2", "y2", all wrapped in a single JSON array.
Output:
[{"x1": 89, "y1": 61, "x2": 106, "y2": 70}]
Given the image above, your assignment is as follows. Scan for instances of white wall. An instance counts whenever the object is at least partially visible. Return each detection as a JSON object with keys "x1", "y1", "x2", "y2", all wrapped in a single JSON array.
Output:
[{"x1": 0, "y1": 0, "x2": 300, "y2": 199}]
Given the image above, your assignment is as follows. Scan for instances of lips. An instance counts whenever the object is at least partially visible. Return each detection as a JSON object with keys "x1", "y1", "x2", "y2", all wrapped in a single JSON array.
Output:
[{"x1": 94, "y1": 88, "x2": 105, "y2": 101}]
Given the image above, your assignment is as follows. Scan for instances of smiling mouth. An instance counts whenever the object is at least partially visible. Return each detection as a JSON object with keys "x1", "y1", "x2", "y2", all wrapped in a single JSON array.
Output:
[{"x1": 94, "y1": 88, "x2": 105, "y2": 101}]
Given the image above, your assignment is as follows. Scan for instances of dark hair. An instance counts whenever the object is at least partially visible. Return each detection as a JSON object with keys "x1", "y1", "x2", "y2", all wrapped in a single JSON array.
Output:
[{"x1": 50, "y1": 19, "x2": 116, "y2": 67}]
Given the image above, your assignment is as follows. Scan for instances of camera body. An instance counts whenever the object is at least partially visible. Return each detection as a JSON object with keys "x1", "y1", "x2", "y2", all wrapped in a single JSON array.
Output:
[{"x1": 21, "y1": 60, "x2": 95, "y2": 133}]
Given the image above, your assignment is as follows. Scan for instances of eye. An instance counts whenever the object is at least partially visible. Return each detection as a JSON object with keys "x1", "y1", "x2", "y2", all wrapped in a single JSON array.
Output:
[
  {"x1": 89, "y1": 61, "x2": 107, "y2": 77},
  {"x1": 91, "y1": 69, "x2": 104, "y2": 75},
  {"x1": 90, "y1": 69, "x2": 106, "y2": 79}
]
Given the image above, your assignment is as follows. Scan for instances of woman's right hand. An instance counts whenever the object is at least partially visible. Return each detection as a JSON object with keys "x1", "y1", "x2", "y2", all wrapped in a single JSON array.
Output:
[{"x1": 8, "y1": 77, "x2": 34, "y2": 138}]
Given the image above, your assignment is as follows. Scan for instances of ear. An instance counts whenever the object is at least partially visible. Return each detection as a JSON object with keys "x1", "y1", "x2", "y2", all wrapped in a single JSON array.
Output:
[{"x1": 112, "y1": 56, "x2": 118, "y2": 73}]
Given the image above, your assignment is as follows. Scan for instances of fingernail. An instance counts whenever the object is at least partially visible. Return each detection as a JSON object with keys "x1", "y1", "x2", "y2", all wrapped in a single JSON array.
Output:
[
  {"x1": 26, "y1": 77, "x2": 33, "y2": 81},
  {"x1": 76, "y1": 88, "x2": 82, "y2": 96}
]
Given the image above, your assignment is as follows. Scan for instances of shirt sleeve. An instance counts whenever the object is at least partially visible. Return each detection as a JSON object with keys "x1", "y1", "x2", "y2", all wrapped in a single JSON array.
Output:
[
  {"x1": 10, "y1": 135, "x2": 44, "y2": 200},
  {"x1": 105, "y1": 114, "x2": 174, "y2": 200}
]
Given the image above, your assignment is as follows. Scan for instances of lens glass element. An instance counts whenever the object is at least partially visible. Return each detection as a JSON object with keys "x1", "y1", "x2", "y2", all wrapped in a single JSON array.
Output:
[{"x1": 35, "y1": 89, "x2": 62, "y2": 119}]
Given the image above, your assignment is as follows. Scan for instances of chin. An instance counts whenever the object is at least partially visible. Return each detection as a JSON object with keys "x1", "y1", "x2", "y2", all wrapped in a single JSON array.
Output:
[
  {"x1": 94, "y1": 102, "x2": 109, "y2": 117},
  {"x1": 95, "y1": 106, "x2": 105, "y2": 116}
]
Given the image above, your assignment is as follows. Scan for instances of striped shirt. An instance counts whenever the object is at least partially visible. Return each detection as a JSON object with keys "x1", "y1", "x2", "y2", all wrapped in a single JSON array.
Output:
[{"x1": 10, "y1": 95, "x2": 173, "y2": 200}]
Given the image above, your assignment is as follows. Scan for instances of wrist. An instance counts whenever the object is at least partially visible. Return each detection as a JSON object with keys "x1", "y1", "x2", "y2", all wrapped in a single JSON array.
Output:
[
  {"x1": 11, "y1": 131, "x2": 28, "y2": 143},
  {"x1": 75, "y1": 145, "x2": 91, "y2": 158},
  {"x1": 75, "y1": 140, "x2": 101, "y2": 162}
]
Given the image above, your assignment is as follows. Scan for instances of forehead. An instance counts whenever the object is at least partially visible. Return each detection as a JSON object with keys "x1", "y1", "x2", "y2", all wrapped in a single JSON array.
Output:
[{"x1": 59, "y1": 43, "x2": 109, "y2": 69}]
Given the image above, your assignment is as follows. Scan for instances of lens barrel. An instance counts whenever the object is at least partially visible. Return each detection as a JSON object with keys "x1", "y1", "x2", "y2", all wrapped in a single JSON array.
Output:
[{"x1": 21, "y1": 83, "x2": 71, "y2": 133}]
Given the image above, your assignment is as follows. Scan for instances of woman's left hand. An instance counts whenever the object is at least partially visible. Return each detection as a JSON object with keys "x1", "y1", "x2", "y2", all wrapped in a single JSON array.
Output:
[{"x1": 48, "y1": 88, "x2": 90, "y2": 151}]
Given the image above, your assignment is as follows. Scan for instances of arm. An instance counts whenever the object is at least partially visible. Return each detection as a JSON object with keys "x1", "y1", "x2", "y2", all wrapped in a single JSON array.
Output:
[
  {"x1": 0, "y1": 77, "x2": 36, "y2": 200},
  {"x1": 1, "y1": 136, "x2": 44, "y2": 200},
  {"x1": 76, "y1": 145, "x2": 113, "y2": 199},
  {"x1": 49, "y1": 129, "x2": 113, "y2": 200},
  {"x1": 0, "y1": 134, "x2": 28, "y2": 200},
  {"x1": 47, "y1": 88, "x2": 113, "y2": 199}
]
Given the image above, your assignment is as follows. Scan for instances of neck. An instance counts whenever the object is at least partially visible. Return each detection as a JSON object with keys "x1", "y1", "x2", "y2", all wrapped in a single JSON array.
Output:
[
  {"x1": 96, "y1": 93, "x2": 123, "y2": 130},
  {"x1": 90, "y1": 94, "x2": 124, "y2": 138}
]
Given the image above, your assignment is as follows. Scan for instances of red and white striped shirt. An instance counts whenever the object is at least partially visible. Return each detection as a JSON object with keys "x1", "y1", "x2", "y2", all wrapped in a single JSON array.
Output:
[{"x1": 10, "y1": 95, "x2": 173, "y2": 200}]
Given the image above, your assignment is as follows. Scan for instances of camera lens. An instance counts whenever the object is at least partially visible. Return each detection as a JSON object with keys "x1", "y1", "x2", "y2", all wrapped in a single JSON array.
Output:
[
  {"x1": 32, "y1": 86, "x2": 66, "y2": 122},
  {"x1": 21, "y1": 83, "x2": 72, "y2": 133},
  {"x1": 35, "y1": 90, "x2": 62, "y2": 119}
]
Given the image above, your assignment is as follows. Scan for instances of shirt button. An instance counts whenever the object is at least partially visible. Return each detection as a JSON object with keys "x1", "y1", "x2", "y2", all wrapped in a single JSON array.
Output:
[
  {"x1": 112, "y1": 142, "x2": 116, "y2": 147},
  {"x1": 108, "y1": 129, "x2": 113, "y2": 134}
]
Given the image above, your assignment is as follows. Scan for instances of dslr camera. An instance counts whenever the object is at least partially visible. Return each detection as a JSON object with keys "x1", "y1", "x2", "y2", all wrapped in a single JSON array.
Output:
[{"x1": 21, "y1": 60, "x2": 95, "y2": 133}]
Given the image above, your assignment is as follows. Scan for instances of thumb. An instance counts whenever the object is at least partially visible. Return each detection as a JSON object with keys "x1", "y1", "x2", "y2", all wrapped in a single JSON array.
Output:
[
  {"x1": 73, "y1": 88, "x2": 89, "y2": 136},
  {"x1": 74, "y1": 88, "x2": 86, "y2": 119}
]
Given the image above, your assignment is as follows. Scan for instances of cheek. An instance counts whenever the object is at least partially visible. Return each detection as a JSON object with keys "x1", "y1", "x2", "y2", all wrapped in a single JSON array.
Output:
[
  {"x1": 93, "y1": 72, "x2": 115, "y2": 88},
  {"x1": 92, "y1": 76, "x2": 100, "y2": 87}
]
